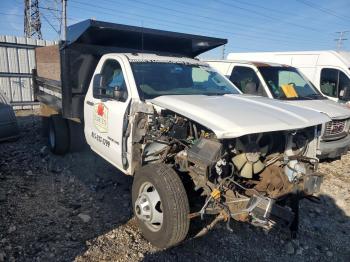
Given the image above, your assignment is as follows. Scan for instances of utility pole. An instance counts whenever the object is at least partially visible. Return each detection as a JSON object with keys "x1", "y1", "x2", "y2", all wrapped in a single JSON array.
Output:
[
  {"x1": 335, "y1": 31, "x2": 349, "y2": 50},
  {"x1": 62, "y1": 0, "x2": 67, "y2": 40},
  {"x1": 24, "y1": 0, "x2": 42, "y2": 39},
  {"x1": 221, "y1": 44, "x2": 226, "y2": 59}
]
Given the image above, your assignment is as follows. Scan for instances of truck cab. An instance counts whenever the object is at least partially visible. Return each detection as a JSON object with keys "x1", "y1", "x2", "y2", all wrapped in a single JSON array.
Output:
[
  {"x1": 226, "y1": 51, "x2": 350, "y2": 104},
  {"x1": 34, "y1": 20, "x2": 331, "y2": 248},
  {"x1": 207, "y1": 60, "x2": 350, "y2": 159}
]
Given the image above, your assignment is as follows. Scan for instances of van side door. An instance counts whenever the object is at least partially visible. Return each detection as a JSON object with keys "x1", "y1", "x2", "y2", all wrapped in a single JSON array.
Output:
[{"x1": 84, "y1": 56, "x2": 131, "y2": 172}]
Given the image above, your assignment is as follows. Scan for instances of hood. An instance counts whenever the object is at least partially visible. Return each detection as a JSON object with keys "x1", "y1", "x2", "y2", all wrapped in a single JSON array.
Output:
[
  {"x1": 286, "y1": 99, "x2": 350, "y2": 120},
  {"x1": 149, "y1": 94, "x2": 331, "y2": 139}
]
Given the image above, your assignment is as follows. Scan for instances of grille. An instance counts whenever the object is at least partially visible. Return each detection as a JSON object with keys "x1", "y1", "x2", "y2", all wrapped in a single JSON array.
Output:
[{"x1": 324, "y1": 119, "x2": 347, "y2": 140}]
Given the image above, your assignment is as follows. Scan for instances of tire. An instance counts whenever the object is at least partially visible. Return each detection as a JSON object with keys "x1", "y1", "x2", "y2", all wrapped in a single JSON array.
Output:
[
  {"x1": 132, "y1": 164, "x2": 190, "y2": 248},
  {"x1": 68, "y1": 120, "x2": 86, "y2": 152},
  {"x1": 48, "y1": 115, "x2": 70, "y2": 155}
]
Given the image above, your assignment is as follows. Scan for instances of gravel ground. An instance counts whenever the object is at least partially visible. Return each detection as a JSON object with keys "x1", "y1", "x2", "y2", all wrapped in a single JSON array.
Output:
[{"x1": 0, "y1": 112, "x2": 349, "y2": 262}]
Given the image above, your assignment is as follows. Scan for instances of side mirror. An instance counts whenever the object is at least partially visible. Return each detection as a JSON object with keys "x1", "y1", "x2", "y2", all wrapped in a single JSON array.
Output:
[{"x1": 93, "y1": 74, "x2": 105, "y2": 97}]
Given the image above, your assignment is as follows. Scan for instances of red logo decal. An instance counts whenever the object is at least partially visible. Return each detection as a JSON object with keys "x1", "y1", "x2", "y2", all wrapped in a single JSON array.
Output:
[{"x1": 97, "y1": 104, "x2": 104, "y2": 116}]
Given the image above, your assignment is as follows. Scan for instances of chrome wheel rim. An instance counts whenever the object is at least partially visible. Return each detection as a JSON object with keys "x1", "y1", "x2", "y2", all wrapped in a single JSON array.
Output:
[{"x1": 135, "y1": 182, "x2": 163, "y2": 232}]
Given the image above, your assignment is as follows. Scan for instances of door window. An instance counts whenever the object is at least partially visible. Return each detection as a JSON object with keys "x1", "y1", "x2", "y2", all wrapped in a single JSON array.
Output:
[
  {"x1": 320, "y1": 68, "x2": 350, "y2": 99},
  {"x1": 339, "y1": 71, "x2": 350, "y2": 100},
  {"x1": 95, "y1": 60, "x2": 128, "y2": 101},
  {"x1": 229, "y1": 66, "x2": 265, "y2": 96}
]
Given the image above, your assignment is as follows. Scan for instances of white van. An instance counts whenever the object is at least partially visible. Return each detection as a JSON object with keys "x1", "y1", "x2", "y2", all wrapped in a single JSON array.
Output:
[
  {"x1": 206, "y1": 59, "x2": 350, "y2": 159},
  {"x1": 226, "y1": 51, "x2": 350, "y2": 104}
]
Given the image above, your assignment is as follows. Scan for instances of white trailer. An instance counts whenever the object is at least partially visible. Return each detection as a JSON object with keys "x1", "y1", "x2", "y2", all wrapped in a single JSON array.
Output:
[{"x1": 227, "y1": 51, "x2": 350, "y2": 104}]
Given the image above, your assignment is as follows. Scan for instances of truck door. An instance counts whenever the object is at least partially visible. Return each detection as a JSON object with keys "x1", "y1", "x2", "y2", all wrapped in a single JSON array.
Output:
[
  {"x1": 84, "y1": 58, "x2": 130, "y2": 171},
  {"x1": 227, "y1": 65, "x2": 269, "y2": 97}
]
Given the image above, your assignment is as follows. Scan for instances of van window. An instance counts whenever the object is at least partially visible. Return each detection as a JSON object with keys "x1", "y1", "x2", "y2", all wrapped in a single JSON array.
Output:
[
  {"x1": 339, "y1": 71, "x2": 350, "y2": 100},
  {"x1": 229, "y1": 66, "x2": 265, "y2": 96},
  {"x1": 259, "y1": 66, "x2": 324, "y2": 100},
  {"x1": 320, "y1": 68, "x2": 350, "y2": 100}
]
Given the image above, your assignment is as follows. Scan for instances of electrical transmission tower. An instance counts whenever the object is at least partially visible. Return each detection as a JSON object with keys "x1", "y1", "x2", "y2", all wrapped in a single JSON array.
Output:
[
  {"x1": 335, "y1": 31, "x2": 348, "y2": 50},
  {"x1": 24, "y1": 0, "x2": 42, "y2": 39}
]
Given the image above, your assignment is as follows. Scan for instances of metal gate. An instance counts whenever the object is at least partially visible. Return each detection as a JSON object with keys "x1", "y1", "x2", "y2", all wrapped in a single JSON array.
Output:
[{"x1": 0, "y1": 35, "x2": 57, "y2": 109}]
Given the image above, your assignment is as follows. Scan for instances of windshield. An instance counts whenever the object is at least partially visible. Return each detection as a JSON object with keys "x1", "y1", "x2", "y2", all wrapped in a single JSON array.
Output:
[
  {"x1": 130, "y1": 62, "x2": 240, "y2": 99},
  {"x1": 259, "y1": 66, "x2": 325, "y2": 100}
]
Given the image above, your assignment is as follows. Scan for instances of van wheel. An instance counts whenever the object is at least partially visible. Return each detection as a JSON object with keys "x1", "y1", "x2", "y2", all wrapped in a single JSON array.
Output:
[
  {"x1": 132, "y1": 164, "x2": 190, "y2": 248},
  {"x1": 48, "y1": 115, "x2": 70, "y2": 155}
]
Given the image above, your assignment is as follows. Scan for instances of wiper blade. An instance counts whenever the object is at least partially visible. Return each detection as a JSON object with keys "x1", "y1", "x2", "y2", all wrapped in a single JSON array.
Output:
[
  {"x1": 303, "y1": 94, "x2": 325, "y2": 99},
  {"x1": 204, "y1": 93, "x2": 231, "y2": 96}
]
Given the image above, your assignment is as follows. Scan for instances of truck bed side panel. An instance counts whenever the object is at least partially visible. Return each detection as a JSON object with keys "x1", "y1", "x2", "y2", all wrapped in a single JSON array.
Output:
[{"x1": 35, "y1": 45, "x2": 61, "y2": 81}]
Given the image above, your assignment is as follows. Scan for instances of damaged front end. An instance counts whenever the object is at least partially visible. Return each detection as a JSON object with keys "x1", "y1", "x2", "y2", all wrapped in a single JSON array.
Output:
[{"x1": 134, "y1": 106, "x2": 324, "y2": 237}]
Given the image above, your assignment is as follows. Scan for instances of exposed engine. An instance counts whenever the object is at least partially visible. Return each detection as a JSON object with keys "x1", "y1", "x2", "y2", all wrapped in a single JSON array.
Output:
[{"x1": 137, "y1": 108, "x2": 323, "y2": 233}]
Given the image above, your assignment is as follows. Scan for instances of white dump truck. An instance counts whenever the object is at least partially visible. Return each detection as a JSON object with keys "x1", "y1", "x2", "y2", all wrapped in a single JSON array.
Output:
[
  {"x1": 33, "y1": 20, "x2": 330, "y2": 248},
  {"x1": 207, "y1": 60, "x2": 350, "y2": 159},
  {"x1": 227, "y1": 51, "x2": 350, "y2": 104}
]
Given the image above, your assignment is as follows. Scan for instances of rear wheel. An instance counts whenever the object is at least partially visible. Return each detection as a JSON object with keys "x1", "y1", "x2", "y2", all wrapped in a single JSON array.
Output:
[
  {"x1": 48, "y1": 115, "x2": 70, "y2": 155},
  {"x1": 132, "y1": 164, "x2": 190, "y2": 248},
  {"x1": 68, "y1": 120, "x2": 86, "y2": 152}
]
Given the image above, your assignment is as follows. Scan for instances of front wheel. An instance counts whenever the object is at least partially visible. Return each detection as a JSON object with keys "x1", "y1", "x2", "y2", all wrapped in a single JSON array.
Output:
[{"x1": 132, "y1": 164, "x2": 190, "y2": 248}]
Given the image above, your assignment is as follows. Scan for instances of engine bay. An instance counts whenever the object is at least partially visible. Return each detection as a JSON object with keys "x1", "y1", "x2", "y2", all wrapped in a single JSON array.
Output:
[{"x1": 134, "y1": 107, "x2": 323, "y2": 233}]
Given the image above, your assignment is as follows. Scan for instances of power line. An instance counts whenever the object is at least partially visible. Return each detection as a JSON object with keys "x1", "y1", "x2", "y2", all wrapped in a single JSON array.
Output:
[
  {"x1": 35, "y1": 0, "x2": 69, "y2": 40},
  {"x1": 39, "y1": 0, "x2": 62, "y2": 37},
  {"x1": 215, "y1": 0, "x2": 319, "y2": 32},
  {"x1": 169, "y1": 0, "x2": 337, "y2": 40},
  {"x1": 113, "y1": 0, "x2": 321, "y2": 37},
  {"x1": 0, "y1": 12, "x2": 23, "y2": 17},
  {"x1": 296, "y1": 0, "x2": 350, "y2": 23},
  {"x1": 41, "y1": 13, "x2": 60, "y2": 34},
  {"x1": 70, "y1": 0, "x2": 331, "y2": 47},
  {"x1": 226, "y1": 0, "x2": 297, "y2": 17}
]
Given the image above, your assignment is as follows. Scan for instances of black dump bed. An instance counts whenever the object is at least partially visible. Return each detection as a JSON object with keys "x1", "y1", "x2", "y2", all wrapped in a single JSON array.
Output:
[{"x1": 34, "y1": 19, "x2": 227, "y2": 120}]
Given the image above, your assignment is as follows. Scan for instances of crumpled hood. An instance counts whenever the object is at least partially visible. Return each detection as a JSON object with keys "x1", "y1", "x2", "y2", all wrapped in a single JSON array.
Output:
[
  {"x1": 149, "y1": 94, "x2": 331, "y2": 139},
  {"x1": 285, "y1": 99, "x2": 350, "y2": 120}
]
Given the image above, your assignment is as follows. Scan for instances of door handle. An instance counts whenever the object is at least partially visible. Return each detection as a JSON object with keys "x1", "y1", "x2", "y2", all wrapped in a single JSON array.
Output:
[{"x1": 86, "y1": 101, "x2": 94, "y2": 106}]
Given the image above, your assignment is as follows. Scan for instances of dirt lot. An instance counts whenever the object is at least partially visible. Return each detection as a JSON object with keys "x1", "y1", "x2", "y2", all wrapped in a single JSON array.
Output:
[{"x1": 0, "y1": 112, "x2": 349, "y2": 262}]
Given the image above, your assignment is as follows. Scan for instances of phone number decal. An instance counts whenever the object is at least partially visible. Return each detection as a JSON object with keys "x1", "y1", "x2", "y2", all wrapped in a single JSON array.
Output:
[{"x1": 91, "y1": 131, "x2": 110, "y2": 148}]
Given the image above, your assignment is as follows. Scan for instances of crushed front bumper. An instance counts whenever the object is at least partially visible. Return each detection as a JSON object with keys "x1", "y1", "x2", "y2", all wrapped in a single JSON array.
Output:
[{"x1": 245, "y1": 173, "x2": 323, "y2": 228}]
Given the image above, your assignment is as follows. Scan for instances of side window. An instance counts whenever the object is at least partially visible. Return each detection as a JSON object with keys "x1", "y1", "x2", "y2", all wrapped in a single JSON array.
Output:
[
  {"x1": 320, "y1": 68, "x2": 350, "y2": 99},
  {"x1": 95, "y1": 60, "x2": 128, "y2": 101},
  {"x1": 192, "y1": 67, "x2": 230, "y2": 89},
  {"x1": 320, "y1": 68, "x2": 338, "y2": 98},
  {"x1": 339, "y1": 71, "x2": 350, "y2": 100},
  {"x1": 192, "y1": 67, "x2": 209, "y2": 82},
  {"x1": 229, "y1": 66, "x2": 265, "y2": 96}
]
